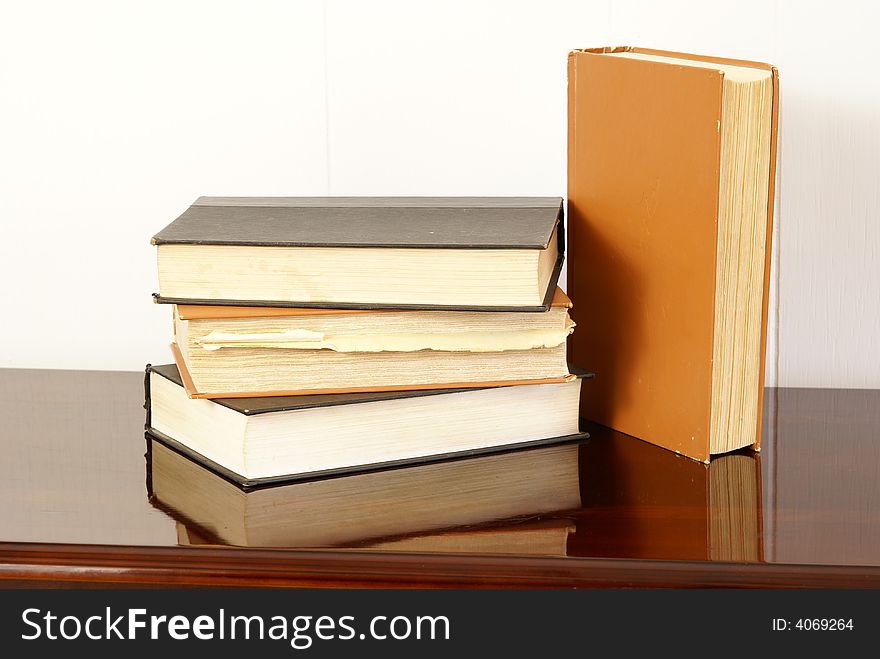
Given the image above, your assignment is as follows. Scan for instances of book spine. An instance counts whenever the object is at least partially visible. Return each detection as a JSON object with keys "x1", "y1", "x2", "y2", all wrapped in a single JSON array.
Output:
[
  {"x1": 143, "y1": 364, "x2": 155, "y2": 500},
  {"x1": 143, "y1": 364, "x2": 153, "y2": 430}
]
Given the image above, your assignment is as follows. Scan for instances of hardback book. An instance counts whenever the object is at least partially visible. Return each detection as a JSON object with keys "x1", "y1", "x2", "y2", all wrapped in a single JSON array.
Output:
[
  {"x1": 145, "y1": 364, "x2": 589, "y2": 485},
  {"x1": 573, "y1": 425, "x2": 762, "y2": 562},
  {"x1": 567, "y1": 47, "x2": 779, "y2": 461},
  {"x1": 152, "y1": 197, "x2": 564, "y2": 311},
  {"x1": 171, "y1": 287, "x2": 574, "y2": 398},
  {"x1": 148, "y1": 436, "x2": 583, "y2": 548}
]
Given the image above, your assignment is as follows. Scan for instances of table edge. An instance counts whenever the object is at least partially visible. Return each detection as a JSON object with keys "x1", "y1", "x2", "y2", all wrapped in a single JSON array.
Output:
[{"x1": 1, "y1": 542, "x2": 879, "y2": 589}]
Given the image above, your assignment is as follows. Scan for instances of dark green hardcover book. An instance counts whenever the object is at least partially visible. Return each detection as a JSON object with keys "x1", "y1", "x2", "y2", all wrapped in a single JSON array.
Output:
[{"x1": 152, "y1": 197, "x2": 564, "y2": 311}]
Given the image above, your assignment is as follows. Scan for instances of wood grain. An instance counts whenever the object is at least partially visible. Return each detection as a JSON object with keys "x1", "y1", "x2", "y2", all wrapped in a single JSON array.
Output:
[
  {"x1": 2, "y1": 368, "x2": 880, "y2": 588},
  {"x1": 2, "y1": 543, "x2": 879, "y2": 589}
]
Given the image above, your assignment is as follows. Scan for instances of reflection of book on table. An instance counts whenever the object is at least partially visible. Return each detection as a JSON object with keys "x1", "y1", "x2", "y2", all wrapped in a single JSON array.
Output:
[
  {"x1": 574, "y1": 431, "x2": 761, "y2": 562},
  {"x1": 708, "y1": 454, "x2": 761, "y2": 562},
  {"x1": 149, "y1": 438, "x2": 582, "y2": 549}
]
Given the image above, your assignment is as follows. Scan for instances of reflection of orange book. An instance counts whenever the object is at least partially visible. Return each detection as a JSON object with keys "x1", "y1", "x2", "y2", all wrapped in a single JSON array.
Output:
[
  {"x1": 567, "y1": 47, "x2": 779, "y2": 462},
  {"x1": 574, "y1": 431, "x2": 762, "y2": 562},
  {"x1": 150, "y1": 438, "x2": 582, "y2": 549}
]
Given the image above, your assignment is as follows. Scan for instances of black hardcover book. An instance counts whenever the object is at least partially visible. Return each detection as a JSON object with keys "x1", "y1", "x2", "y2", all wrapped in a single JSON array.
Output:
[
  {"x1": 152, "y1": 197, "x2": 564, "y2": 311},
  {"x1": 145, "y1": 364, "x2": 590, "y2": 488}
]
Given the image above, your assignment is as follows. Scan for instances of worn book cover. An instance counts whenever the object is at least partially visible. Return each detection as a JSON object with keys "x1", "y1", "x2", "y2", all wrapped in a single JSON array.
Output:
[
  {"x1": 170, "y1": 287, "x2": 577, "y2": 398},
  {"x1": 169, "y1": 341, "x2": 578, "y2": 399}
]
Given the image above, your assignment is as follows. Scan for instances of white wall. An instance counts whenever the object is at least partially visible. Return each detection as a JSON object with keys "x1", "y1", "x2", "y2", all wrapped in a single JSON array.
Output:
[{"x1": 1, "y1": 0, "x2": 877, "y2": 387}]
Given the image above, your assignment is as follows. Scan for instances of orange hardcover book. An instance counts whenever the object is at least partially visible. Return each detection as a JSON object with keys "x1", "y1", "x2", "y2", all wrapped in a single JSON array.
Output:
[
  {"x1": 170, "y1": 343, "x2": 575, "y2": 399},
  {"x1": 176, "y1": 286, "x2": 572, "y2": 321},
  {"x1": 567, "y1": 47, "x2": 779, "y2": 462},
  {"x1": 172, "y1": 288, "x2": 575, "y2": 398}
]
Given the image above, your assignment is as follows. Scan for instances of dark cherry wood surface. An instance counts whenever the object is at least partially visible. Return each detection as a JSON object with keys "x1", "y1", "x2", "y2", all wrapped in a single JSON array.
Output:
[{"x1": 1, "y1": 369, "x2": 879, "y2": 588}]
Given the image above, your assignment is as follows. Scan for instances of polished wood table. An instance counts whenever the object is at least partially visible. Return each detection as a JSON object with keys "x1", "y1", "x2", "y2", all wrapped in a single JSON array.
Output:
[{"x1": 1, "y1": 369, "x2": 878, "y2": 588}]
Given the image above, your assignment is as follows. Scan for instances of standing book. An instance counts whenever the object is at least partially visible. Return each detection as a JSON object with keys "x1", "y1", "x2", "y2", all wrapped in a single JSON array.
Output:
[{"x1": 567, "y1": 47, "x2": 779, "y2": 462}]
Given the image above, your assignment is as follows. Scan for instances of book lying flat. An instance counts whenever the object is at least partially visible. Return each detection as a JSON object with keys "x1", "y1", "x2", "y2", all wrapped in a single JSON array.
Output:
[
  {"x1": 567, "y1": 47, "x2": 779, "y2": 461},
  {"x1": 148, "y1": 435, "x2": 583, "y2": 548},
  {"x1": 145, "y1": 364, "x2": 590, "y2": 485},
  {"x1": 152, "y1": 197, "x2": 565, "y2": 311},
  {"x1": 172, "y1": 287, "x2": 574, "y2": 398}
]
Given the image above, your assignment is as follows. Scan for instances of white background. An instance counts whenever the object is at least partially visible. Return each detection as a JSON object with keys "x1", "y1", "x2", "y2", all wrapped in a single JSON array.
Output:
[{"x1": 1, "y1": 0, "x2": 877, "y2": 387}]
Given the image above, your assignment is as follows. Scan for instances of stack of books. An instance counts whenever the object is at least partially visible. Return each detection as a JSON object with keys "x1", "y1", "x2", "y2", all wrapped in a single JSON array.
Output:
[{"x1": 145, "y1": 197, "x2": 589, "y2": 488}]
